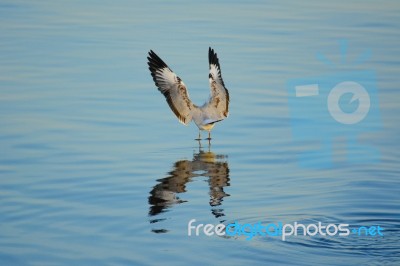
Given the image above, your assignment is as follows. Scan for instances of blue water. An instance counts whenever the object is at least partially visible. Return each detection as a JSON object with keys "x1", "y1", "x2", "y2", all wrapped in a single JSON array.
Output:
[{"x1": 1, "y1": 1, "x2": 399, "y2": 265}]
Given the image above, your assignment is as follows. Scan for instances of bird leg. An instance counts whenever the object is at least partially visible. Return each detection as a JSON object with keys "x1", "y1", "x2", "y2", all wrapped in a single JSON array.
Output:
[
  {"x1": 206, "y1": 131, "x2": 211, "y2": 140},
  {"x1": 195, "y1": 130, "x2": 201, "y2": 141}
]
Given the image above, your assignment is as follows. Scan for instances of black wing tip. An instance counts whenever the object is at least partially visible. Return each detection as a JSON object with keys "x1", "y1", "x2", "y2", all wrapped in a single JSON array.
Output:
[
  {"x1": 208, "y1": 47, "x2": 220, "y2": 68},
  {"x1": 147, "y1": 50, "x2": 169, "y2": 87},
  {"x1": 147, "y1": 49, "x2": 169, "y2": 71}
]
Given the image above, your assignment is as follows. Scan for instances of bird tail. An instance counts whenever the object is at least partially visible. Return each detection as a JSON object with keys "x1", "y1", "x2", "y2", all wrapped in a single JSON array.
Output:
[{"x1": 203, "y1": 119, "x2": 223, "y2": 125}]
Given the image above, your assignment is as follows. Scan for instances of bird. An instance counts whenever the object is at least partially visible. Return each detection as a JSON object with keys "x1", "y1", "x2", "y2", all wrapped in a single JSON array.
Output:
[{"x1": 147, "y1": 47, "x2": 230, "y2": 141}]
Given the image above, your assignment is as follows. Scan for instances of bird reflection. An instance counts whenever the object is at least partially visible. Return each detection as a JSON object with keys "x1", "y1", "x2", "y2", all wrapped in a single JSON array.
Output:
[{"x1": 148, "y1": 145, "x2": 230, "y2": 233}]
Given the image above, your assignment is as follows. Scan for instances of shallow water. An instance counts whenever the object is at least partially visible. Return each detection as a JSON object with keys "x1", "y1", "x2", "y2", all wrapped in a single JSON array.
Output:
[{"x1": 1, "y1": 1, "x2": 400, "y2": 265}]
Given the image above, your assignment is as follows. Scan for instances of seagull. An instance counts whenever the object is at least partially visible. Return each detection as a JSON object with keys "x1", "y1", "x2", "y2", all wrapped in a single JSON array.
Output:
[{"x1": 147, "y1": 47, "x2": 230, "y2": 140}]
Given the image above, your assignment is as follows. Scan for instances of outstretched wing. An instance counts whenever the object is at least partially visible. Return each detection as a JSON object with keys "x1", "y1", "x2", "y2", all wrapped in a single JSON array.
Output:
[
  {"x1": 207, "y1": 47, "x2": 230, "y2": 119},
  {"x1": 147, "y1": 50, "x2": 195, "y2": 125}
]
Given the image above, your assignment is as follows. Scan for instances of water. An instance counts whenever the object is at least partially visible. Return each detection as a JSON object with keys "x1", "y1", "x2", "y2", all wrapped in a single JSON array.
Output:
[{"x1": 1, "y1": 1, "x2": 399, "y2": 265}]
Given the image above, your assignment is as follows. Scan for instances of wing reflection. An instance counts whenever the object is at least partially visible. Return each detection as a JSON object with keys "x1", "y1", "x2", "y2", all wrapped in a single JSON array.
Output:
[{"x1": 148, "y1": 146, "x2": 230, "y2": 233}]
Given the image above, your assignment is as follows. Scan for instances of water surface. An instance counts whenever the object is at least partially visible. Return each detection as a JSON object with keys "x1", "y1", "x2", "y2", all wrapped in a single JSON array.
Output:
[{"x1": 1, "y1": 1, "x2": 399, "y2": 265}]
